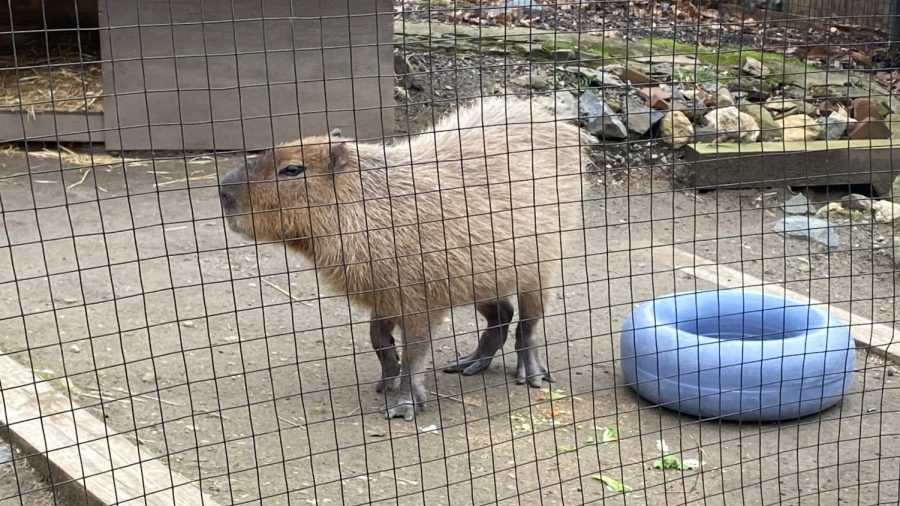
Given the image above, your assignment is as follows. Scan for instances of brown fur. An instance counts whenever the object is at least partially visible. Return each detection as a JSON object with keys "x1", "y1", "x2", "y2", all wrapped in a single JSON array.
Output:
[{"x1": 220, "y1": 96, "x2": 590, "y2": 419}]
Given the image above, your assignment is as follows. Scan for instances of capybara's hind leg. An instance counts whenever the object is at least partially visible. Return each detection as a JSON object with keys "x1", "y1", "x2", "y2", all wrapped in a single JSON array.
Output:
[
  {"x1": 385, "y1": 314, "x2": 432, "y2": 421},
  {"x1": 370, "y1": 317, "x2": 400, "y2": 393},
  {"x1": 444, "y1": 299, "x2": 514, "y2": 376},
  {"x1": 515, "y1": 291, "x2": 552, "y2": 388}
]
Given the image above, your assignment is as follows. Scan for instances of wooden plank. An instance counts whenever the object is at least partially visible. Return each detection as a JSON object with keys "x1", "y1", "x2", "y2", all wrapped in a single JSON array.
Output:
[
  {"x1": 677, "y1": 139, "x2": 900, "y2": 196},
  {"x1": 0, "y1": 355, "x2": 221, "y2": 506},
  {"x1": 647, "y1": 243, "x2": 900, "y2": 361}
]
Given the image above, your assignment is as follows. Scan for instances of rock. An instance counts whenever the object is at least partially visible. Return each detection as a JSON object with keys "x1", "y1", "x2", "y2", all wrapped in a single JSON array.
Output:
[
  {"x1": 142, "y1": 372, "x2": 156, "y2": 383},
  {"x1": 394, "y1": 86, "x2": 409, "y2": 100},
  {"x1": 716, "y1": 87, "x2": 735, "y2": 107},
  {"x1": 578, "y1": 92, "x2": 628, "y2": 140},
  {"x1": 816, "y1": 111, "x2": 849, "y2": 140},
  {"x1": 742, "y1": 56, "x2": 770, "y2": 77},
  {"x1": 764, "y1": 99, "x2": 799, "y2": 114},
  {"x1": 563, "y1": 66, "x2": 624, "y2": 88},
  {"x1": 892, "y1": 175, "x2": 900, "y2": 205},
  {"x1": 704, "y1": 106, "x2": 759, "y2": 143},
  {"x1": 741, "y1": 104, "x2": 780, "y2": 141},
  {"x1": 873, "y1": 200, "x2": 900, "y2": 222},
  {"x1": 512, "y1": 74, "x2": 549, "y2": 90},
  {"x1": 693, "y1": 122, "x2": 718, "y2": 143},
  {"x1": 660, "y1": 110, "x2": 693, "y2": 148},
  {"x1": 815, "y1": 202, "x2": 863, "y2": 221},
  {"x1": 681, "y1": 98, "x2": 708, "y2": 121},
  {"x1": 773, "y1": 216, "x2": 840, "y2": 248},
  {"x1": 622, "y1": 99, "x2": 664, "y2": 137},
  {"x1": 728, "y1": 82, "x2": 770, "y2": 102},
  {"x1": 69, "y1": 344, "x2": 81, "y2": 353},
  {"x1": 622, "y1": 66, "x2": 651, "y2": 85},
  {"x1": 848, "y1": 118, "x2": 892, "y2": 140},
  {"x1": 884, "y1": 114, "x2": 900, "y2": 138},
  {"x1": 779, "y1": 114, "x2": 821, "y2": 141},
  {"x1": 848, "y1": 97, "x2": 883, "y2": 121},
  {"x1": 639, "y1": 87, "x2": 670, "y2": 110},
  {"x1": 841, "y1": 193, "x2": 872, "y2": 212},
  {"x1": 783, "y1": 193, "x2": 816, "y2": 215}
]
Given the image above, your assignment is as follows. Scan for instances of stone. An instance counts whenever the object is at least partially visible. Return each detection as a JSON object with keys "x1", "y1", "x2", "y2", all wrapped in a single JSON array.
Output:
[
  {"x1": 764, "y1": 99, "x2": 799, "y2": 114},
  {"x1": 873, "y1": 200, "x2": 900, "y2": 222},
  {"x1": 848, "y1": 97, "x2": 883, "y2": 121},
  {"x1": 740, "y1": 104, "x2": 780, "y2": 141},
  {"x1": 848, "y1": 118, "x2": 892, "y2": 140},
  {"x1": 693, "y1": 122, "x2": 718, "y2": 143},
  {"x1": 142, "y1": 372, "x2": 156, "y2": 383},
  {"x1": 841, "y1": 193, "x2": 873, "y2": 212},
  {"x1": 639, "y1": 87, "x2": 670, "y2": 110},
  {"x1": 778, "y1": 114, "x2": 821, "y2": 141},
  {"x1": 816, "y1": 111, "x2": 849, "y2": 140},
  {"x1": 783, "y1": 193, "x2": 816, "y2": 215},
  {"x1": 891, "y1": 174, "x2": 900, "y2": 205},
  {"x1": 563, "y1": 66, "x2": 624, "y2": 88},
  {"x1": 742, "y1": 56, "x2": 770, "y2": 77},
  {"x1": 622, "y1": 66, "x2": 652, "y2": 85},
  {"x1": 660, "y1": 110, "x2": 693, "y2": 148},
  {"x1": 728, "y1": 82, "x2": 771, "y2": 102},
  {"x1": 513, "y1": 74, "x2": 549, "y2": 90},
  {"x1": 884, "y1": 114, "x2": 900, "y2": 138},
  {"x1": 681, "y1": 98, "x2": 709, "y2": 121},
  {"x1": 716, "y1": 87, "x2": 735, "y2": 107},
  {"x1": 578, "y1": 92, "x2": 628, "y2": 140},
  {"x1": 623, "y1": 98, "x2": 664, "y2": 137},
  {"x1": 704, "y1": 106, "x2": 759, "y2": 143}
]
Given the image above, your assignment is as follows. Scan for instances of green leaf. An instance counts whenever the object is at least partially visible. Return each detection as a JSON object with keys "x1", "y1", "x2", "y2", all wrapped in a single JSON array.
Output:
[
  {"x1": 557, "y1": 444, "x2": 575, "y2": 453},
  {"x1": 592, "y1": 474, "x2": 633, "y2": 493},
  {"x1": 585, "y1": 435, "x2": 596, "y2": 445},
  {"x1": 539, "y1": 388, "x2": 567, "y2": 401},
  {"x1": 651, "y1": 454, "x2": 682, "y2": 470},
  {"x1": 601, "y1": 426, "x2": 618, "y2": 443}
]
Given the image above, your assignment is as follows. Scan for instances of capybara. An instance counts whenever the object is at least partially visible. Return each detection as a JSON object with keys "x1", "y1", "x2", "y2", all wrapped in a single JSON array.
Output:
[{"x1": 219, "y1": 96, "x2": 589, "y2": 420}]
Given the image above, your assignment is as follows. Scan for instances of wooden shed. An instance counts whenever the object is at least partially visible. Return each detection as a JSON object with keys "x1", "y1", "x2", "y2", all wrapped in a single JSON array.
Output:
[{"x1": 0, "y1": 0, "x2": 395, "y2": 151}]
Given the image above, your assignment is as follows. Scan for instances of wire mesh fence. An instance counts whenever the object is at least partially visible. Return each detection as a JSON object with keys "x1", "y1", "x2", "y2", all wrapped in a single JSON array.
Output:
[{"x1": 1, "y1": 0, "x2": 899, "y2": 504}]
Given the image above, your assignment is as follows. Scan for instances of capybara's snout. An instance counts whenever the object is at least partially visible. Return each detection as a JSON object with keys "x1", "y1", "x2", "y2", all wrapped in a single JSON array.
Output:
[{"x1": 218, "y1": 167, "x2": 247, "y2": 216}]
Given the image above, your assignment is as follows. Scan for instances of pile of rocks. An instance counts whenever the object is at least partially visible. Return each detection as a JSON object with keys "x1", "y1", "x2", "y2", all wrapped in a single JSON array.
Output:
[{"x1": 537, "y1": 56, "x2": 898, "y2": 148}]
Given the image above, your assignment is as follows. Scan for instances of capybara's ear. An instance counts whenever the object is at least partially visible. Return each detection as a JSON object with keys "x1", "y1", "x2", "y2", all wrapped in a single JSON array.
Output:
[
  {"x1": 329, "y1": 141, "x2": 349, "y2": 171},
  {"x1": 330, "y1": 127, "x2": 343, "y2": 138}
]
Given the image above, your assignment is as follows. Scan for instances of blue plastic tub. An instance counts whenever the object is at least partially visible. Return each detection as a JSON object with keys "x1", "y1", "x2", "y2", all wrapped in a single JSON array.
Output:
[{"x1": 620, "y1": 289, "x2": 856, "y2": 421}]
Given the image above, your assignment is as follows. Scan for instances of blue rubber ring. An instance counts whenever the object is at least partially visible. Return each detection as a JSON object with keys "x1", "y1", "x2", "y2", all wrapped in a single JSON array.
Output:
[{"x1": 620, "y1": 289, "x2": 856, "y2": 421}]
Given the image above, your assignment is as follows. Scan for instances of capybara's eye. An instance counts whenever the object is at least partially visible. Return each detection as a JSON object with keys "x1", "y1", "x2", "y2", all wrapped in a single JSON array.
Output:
[{"x1": 278, "y1": 165, "x2": 306, "y2": 178}]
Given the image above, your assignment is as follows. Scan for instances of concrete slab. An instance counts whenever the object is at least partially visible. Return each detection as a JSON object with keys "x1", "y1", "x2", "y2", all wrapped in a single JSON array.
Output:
[{"x1": 676, "y1": 139, "x2": 900, "y2": 195}]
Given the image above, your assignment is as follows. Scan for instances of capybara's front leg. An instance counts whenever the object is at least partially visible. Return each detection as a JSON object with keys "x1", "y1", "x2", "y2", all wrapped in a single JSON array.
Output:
[
  {"x1": 370, "y1": 317, "x2": 400, "y2": 393},
  {"x1": 385, "y1": 315, "x2": 431, "y2": 421},
  {"x1": 444, "y1": 300, "x2": 514, "y2": 376}
]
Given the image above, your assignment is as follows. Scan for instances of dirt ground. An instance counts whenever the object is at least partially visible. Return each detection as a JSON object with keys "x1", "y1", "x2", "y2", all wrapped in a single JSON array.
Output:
[{"x1": 0, "y1": 137, "x2": 899, "y2": 506}]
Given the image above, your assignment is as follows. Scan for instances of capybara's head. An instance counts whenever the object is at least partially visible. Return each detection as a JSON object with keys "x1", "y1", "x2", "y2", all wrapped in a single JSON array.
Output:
[{"x1": 219, "y1": 129, "x2": 350, "y2": 243}]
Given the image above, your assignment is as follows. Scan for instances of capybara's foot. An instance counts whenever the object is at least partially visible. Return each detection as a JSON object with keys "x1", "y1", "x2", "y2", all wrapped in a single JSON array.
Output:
[
  {"x1": 515, "y1": 348, "x2": 552, "y2": 388},
  {"x1": 444, "y1": 349, "x2": 495, "y2": 376},
  {"x1": 384, "y1": 379, "x2": 427, "y2": 421}
]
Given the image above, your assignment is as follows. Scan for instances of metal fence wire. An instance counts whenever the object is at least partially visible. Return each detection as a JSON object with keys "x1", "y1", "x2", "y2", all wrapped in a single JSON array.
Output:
[{"x1": 1, "y1": 0, "x2": 899, "y2": 504}]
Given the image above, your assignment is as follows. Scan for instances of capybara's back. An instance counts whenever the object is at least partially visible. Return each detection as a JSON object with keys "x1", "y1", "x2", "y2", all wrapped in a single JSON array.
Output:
[{"x1": 349, "y1": 96, "x2": 589, "y2": 317}]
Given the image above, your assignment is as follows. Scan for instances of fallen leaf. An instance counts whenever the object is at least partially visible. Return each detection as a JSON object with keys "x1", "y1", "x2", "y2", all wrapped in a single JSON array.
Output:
[
  {"x1": 592, "y1": 474, "x2": 633, "y2": 493},
  {"x1": 601, "y1": 426, "x2": 618, "y2": 443}
]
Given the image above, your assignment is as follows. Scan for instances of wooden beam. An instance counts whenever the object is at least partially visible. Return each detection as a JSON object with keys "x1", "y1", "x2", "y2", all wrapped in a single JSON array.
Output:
[
  {"x1": 647, "y1": 242, "x2": 900, "y2": 361},
  {"x1": 0, "y1": 355, "x2": 221, "y2": 506}
]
